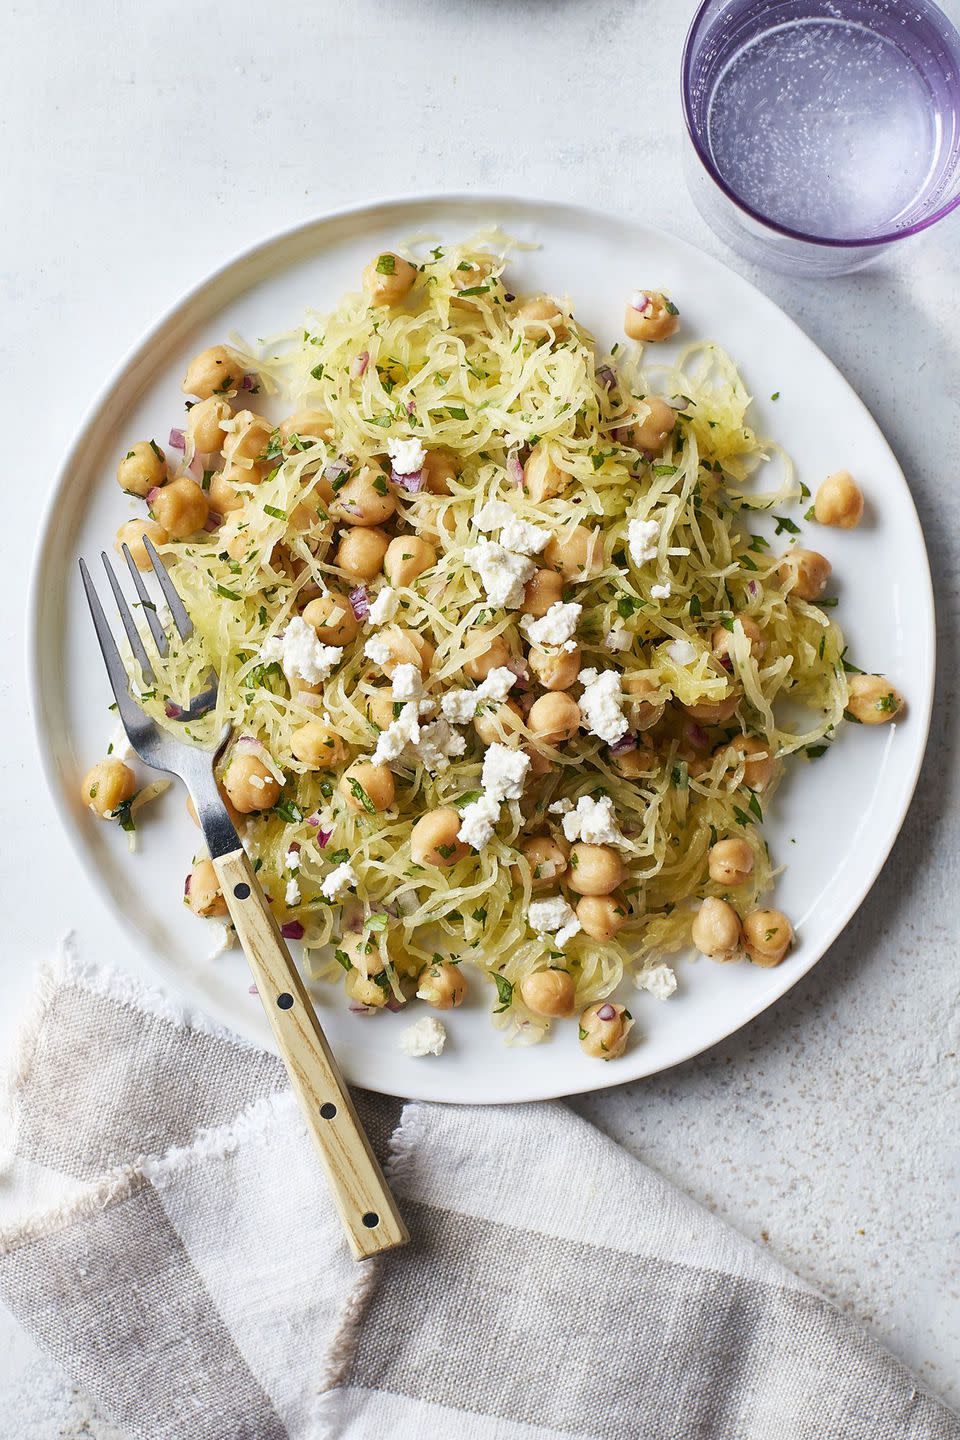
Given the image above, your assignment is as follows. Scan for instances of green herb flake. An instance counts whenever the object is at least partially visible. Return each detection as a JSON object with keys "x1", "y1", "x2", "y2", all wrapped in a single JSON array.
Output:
[
  {"x1": 310, "y1": 362, "x2": 324, "y2": 381},
  {"x1": 149, "y1": 439, "x2": 165, "y2": 463},
  {"x1": 263, "y1": 504, "x2": 287, "y2": 521},
  {"x1": 774, "y1": 514, "x2": 801, "y2": 536},
  {"x1": 672, "y1": 761, "x2": 689, "y2": 790},
  {"x1": 375, "y1": 254, "x2": 397, "y2": 275},
  {"x1": 214, "y1": 583, "x2": 241, "y2": 601},
  {"x1": 348, "y1": 778, "x2": 377, "y2": 815},
  {"x1": 493, "y1": 973, "x2": 513, "y2": 1013}
]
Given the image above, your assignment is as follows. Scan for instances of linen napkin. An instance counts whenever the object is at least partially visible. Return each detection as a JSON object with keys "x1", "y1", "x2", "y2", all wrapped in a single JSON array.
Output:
[{"x1": 0, "y1": 949, "x2": 956, "y2": 1440}]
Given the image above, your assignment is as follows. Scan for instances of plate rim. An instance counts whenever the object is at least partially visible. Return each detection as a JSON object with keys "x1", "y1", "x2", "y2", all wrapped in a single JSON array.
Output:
[{"x1": 26, "y1": 190, "x2": 937, "y2": 1102}]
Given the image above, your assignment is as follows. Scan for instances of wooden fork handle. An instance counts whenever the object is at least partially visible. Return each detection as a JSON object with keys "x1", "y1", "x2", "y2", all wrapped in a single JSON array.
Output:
[{"x1": 213, "y1": 847, "x2": 409, "y2": 1260}]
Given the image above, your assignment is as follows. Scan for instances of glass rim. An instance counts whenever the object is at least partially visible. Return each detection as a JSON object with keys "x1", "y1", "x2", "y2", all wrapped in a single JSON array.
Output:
[{"x1": 681, "y1": 0, "x2": 960, "y2": 249}]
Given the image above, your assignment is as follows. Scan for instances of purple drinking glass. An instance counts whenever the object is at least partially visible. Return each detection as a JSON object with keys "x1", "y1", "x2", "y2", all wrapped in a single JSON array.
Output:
[{"x1": 682, "y1": 0, "x2": 960, "y2": 275}]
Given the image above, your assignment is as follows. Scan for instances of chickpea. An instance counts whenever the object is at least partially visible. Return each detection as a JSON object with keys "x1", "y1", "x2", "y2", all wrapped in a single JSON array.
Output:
[
  {"x1": 384, "y1": 535, "x2": 437, "y2": 588},
  {"x1": 778, "y1": 548, "x2": 832, "y2": 601},
  {"x1": 683, "y1": 690, "x2": 741, "y2": 726},
  {"x1": 522, "y1": 568, "x2": 565, "y2": 617},
  {"x1": 222, "y1": 753, "x2": 282, "y2": 814},
  {"x1": 372, "y1": 627, "x2": 434, "y2": 680},
  {"x1": 527, "y1": 692, "x2": 581, "y2": 745},
  {"x1": 410, "y1": 496, "x2": 458, "y2": 546},
  {"x1": 846, "y1": 674, "x2": 904, "y2": 725},
  {"x1": 182, "y1": 346, "x2": 246, "y2": 400},
  {"x1": 116, "y1": 440, "x2": 166, "y2": 497},
  {"x1": 520, "y1": 969, "x2": 576, "y2": 1018},
  {"x1": 218, "y1": 458, "x2": 268, "y2": 489},
  {"x1": 815, "y1": 469, "x2": 864, "y2": 529},
  {"x1": 450, "y1": 259, "x2": 492, "y2": 308},
  {"x1": 335, "y1": 526, "x2": 391, "y2": 581},
  {"x1": 339, "y1": 761, "x2": 395, "y2": 814},
  {"x1": 152, "y1": 477, "x2": 209, "y2": 540},
  {"x1": 206, "y1": 471, "x2": 245, "y2": 516},
  {"x1": 421, "y1": 450, "x2": 458, "y2": 494},
  {"x1": 81, "y1": 758, "x2": 136, "y2": 818},
  {"x1": 187, "y1": 785, "x2": 243, "y2": 830},
  {"x1": 523, "y1": 442, "x2": 569, "y2": 502},
  {"x1": 567, "y1": 843, "x2": 625, "y2": 896},
  {"x1": 474, "y1": 699, "x2": 524, "y2": 746},
  {"x1": 515, "y1": 295, "x2": 569, "y2": 340},
  {"x1": 288, "y1": 489, "x2": 332, "y2": 540},
  {"x1": 330, "y1": 463, "x2": 397, "y2": 527},
  {"x1": 279, "y1": 409, "x2": 334, "y2": 445},
  {"x1": 416, "y1": 959, "x2": 466, "y2": 1009},
  {"x1": 620, "y1": 396, "x2": 676, "y2": 455},
  {"x1": 691, "y1": 897, "x2": 742, "y2": 962},
  {"x1": 724, "y1": 734, "x2": 776, "y2": 791},
  {"x1": 187, "y1": 858, "x2": 228, "y2": 918},
  {"x1": 524, "y1": 744, "x2": 554, "y2": 779},
  {"x1": 579, "y1": 1001, "x2": 633, "y2": 1059},
  {"x1": 711, "y1": 616, "x2": 765, "y2": 668},
  {"x1": 115, "y1": 519, "x2": 169, "y2": 571},
  {"x1": 345, "y1": 966, "x2": 389, "y2": 1009},
  {"x1": 518, "y1": 834, "x2": 568, "y2": 888},
  {"x1": 624, "y1": 291, "x2": 679, "y2": 343},
  {"x1": 362, "y1": 252, "x2": 417, "y2": 306},
  {"x1": 542, "y1": 525, "x2": 602, "y2": 580},
  {"x1": 709, "y1": 837, "x2": 755, "y2": 887},
  {"x1": 365, "y1": 688, "x2": 398, "y2": 732},
  {"x1": 464, "y1": 628, "x2": 511, "y2": 682},
  {"x1": 612, "y1": 742, "x2": 656, "y2": 779},
  {"x1": 290, "y1": 720, "x2": 351, "y2": 770},
  {"x1": 576, "y1": 892, "x2": 629, "y2": 941},
  {"x1": 222, "y1": 410, "x2": 273, "y2": 472},
  {"x1": 410, "y1": 808, "x2": 469, "y2": 866},
  {"x1": 623, "y1": 675, "x2": 666, "y2": 731},
  {"x1": 743, "y1": 908, "x2": 793, "y2": 967},
  {"x1": 302, "y1": 591, "x2": 360, "y2": 646},
  {"x1": 186, "y1": 396, "x2": 232, "y2": 454},
  {"x1": 528, "y1": 644, "x2": 580, "y2": 691}
]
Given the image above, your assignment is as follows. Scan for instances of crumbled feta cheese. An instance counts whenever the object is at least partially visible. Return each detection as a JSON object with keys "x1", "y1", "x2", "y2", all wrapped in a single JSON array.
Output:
[
  {"x1": 628, "y1": 517, "x2": 660, "y2": 566},
  {"x1": 371, "y1": 701, "x2": 421, "y2": 766},
  {"x1": 248, "y1": 774, "x2": 267, "y2": 791},
  {"x1": 364, "y1": 633, "x2": 394, "y2": 667},
  {"x1": 400, "y1": 1015, "x2": 447, "y2": 1058},
  {"x1": 441, "y1": 666, "x2": 516, "y2": 725},
  {"x1": 548, "y1": 797, "x2": 574, "y2": 815},
  {"x1": 667, "y1": 638, "x2": 697, "y2": 666},
  {"x1": 464, "y1": 541, "x2": 536, "y2": 609},
  {"x1": 561, "y1": 794, "x2": 632, "y2": 850},
  {"x1": 320, "y1": 861, "x2": 358, "y2": 901},
  {"x1": 386, "y1": 436, "x2": 426, "y2": 476},
  {"x1": 259, "y1": 617, "x2": 342, "y2": 686},
  {"x1": 579, "y1": 667, "x2": 599, "y2": 686},
  {"x1": 520, "y1": 601, "x2": 582, "y2": 649},
  {"x1": 473, "y1": 498, "x2": 515, "y2": 532},
  {"x1": 651, "y1": 582, "x2": 672, "y2": 600},
  {"x1": 412, "y1": 719, "x2": 466, "y2": 775},
  {"x1": 482, "y1": 743, "x2": 530, "y2": 802},
  {"x1": 604, "y1": 628, "x2": 632, "y2": 653},
  {"x1": 578, "y1": 669, "x2": 629, "y2": 745},
  {"x1": 636, "y1": 963, "x2": 677, "y2": 1000},
  {"x1": 499, "y1": 517, "x2": 552, "y2": 557},
  {"x1": 528, "y1": 896, "x2": 581, "y2": 948},
  {"x1": 457, "y1": 794, "x2": 501, "y2": 850},
  {"x1": 391, "y1": 663, "x2": 423, "y2": 704},
  {"x1": 285, "y1": 877, "x2": 301, "y2": 907},
  {"x1": 367, "y1": 586, "x2": 400, "y2": 626},
  {"x1": 285, "y1": 848, "x2": 301, "y2": 871}
]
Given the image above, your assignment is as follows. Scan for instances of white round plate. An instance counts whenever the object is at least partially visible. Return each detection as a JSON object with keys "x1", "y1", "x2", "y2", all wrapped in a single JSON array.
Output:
[{"x1": 29, "y1": 195, "x2": 934, "y2": 1104}]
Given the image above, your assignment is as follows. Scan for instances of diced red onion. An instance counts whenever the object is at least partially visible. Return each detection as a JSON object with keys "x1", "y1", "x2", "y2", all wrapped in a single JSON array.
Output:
[
  {"x1": 406, "y1": 400, "x2": 416, "y2": 416},
  {"x1": 505, "y1": 659, "x2": 529, "y2": 690},
  {"x1": 609, "y1": 733, "x2": 637, "y2": 756},
  {"x1": 187, "y1": 452, "x2": 204, "y2": 481},
  {"x1": 630, "y1": 292, "x2": 653, "y2": 315},
  {"x1": 507, "y1": 451, "x2": 524, "y2": 487},
  {"x1": 147, "y1": 486, "x2": 161, "y2": 505},
  {"x1": 317, "y1": 827, "x2": 332, "y2": 848},
  {"x1": 349, "y1": 585, "x2": 370, "y2": 620},
  {"x1": 747, "y1": 580, "x2": 759, "y2": 598},
  {"x1": 597, "y1": 1003, "x2": 617, "y2": 1021},
  {"x1": 165, "y1": 701, "x2": 182, "y2": 719},
  {"x1": 391, "y1": 468, "x2": 424, "y2": 493},
  {"x1": 236, "y1": 735, "x2": 263, "y2": 751},
  {"x1": 241, "y1": 373, "x2": 257, "y2": 391},
  {"x1": 248, "y1": 983, "x2": 258, "y2": 995},
  {"x1": 168, "y1": 428, "x2": 185, "y2": 450},
  {"x1": 281, "y1": 920, "x2": 304, "y2": 940},
  {"x1": 595, "y1": 365, "x2": 617, "y2": 390},
  {"x1": 203, "y1": 511, "x2": 223, "y2": 532},
  {"x1": 349, "y1": 1003, "x2": 376, "y2": 1016},
  {"x1": 385, "y1": 995, "x2": 404, "y2": 1013},
  {"x1": 351, "y1": 350, "x2": 369, "y2": 379},
  {"x1": 684, "y1": 721, "x2": 709, "y2": 750},
  {"x1": 323, "y1": 459, "x2": 349, "y2": 483},
  {"x1": 288, "y1": 840, "x2": 301, "y2": 853},
  {"x1": 183, "y1": 873, "x2": 191, "y2": 895}
]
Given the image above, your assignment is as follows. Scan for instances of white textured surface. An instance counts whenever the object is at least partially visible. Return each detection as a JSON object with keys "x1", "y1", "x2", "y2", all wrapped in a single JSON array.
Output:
[{"x1": 1, "y1": 0, "x2": 958, "y2": 1432}]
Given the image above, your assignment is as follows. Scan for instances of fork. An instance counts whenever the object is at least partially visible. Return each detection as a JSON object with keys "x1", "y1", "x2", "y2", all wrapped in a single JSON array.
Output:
[{"x1": 80, "y1": 537, "x2": 409, "y2": 1260}]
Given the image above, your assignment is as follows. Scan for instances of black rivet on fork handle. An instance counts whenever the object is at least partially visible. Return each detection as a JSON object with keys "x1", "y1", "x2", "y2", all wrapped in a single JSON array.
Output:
[
  {"x1": 362, "y1": 1212, "x2": 379, "y2": 1228},
  {"x1": 320, "y1": 1102, "x2": 337, "y2": 1120},
  {"x1": 233, "y1": 882, "x2": 251, "y2": 899},
  {"x1": 277, "y1": 993, "x2": 294, "y2": 1010}
]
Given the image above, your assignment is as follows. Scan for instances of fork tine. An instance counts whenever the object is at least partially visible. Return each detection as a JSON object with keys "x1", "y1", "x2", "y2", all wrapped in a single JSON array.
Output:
[
  {"x1": 143, "y1": 536, "x2": 193, "y2": 641},
  {"x1": 121, "y1": 544, "x2": 169, "y2": 658},
  {"x1": 100, "y1": 552, "x2": 156, "y2": 684},
  {"x1": 79, "y1": 560, "x2": 151, "y2": 733}
]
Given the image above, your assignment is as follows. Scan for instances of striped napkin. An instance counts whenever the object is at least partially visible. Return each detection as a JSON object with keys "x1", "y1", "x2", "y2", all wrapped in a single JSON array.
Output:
[{"x1": 0, "y1": 949, "x2": 956, "y2": 1440}]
